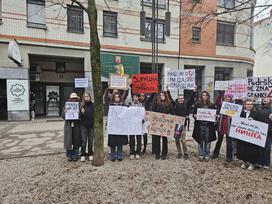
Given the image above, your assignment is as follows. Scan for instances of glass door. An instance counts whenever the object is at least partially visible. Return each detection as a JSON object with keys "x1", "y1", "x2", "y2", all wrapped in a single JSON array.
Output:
[{"x1": 46, "y1": 85, "x2": 60, "y2": 116}]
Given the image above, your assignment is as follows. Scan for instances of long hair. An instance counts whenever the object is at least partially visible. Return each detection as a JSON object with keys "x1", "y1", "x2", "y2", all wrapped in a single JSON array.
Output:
[
  {"x1": 156, "y1": 91, "x2": 171, "y2": 107},
  {"x1": 111, "y1": 92, "x2": 123, "y2": 104},
  {"x1": 80, "y1": 92, "x2": 92, "y2": 109},
  {"x1": 199, "y1": 91, "x2": 212, "y2": 107}
]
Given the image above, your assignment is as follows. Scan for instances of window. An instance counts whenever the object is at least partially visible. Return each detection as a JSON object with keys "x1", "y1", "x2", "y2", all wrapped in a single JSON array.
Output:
[
  {"x1": 143, "y1": 18, "x2": 165, "y2": 42},
  {"x1": 218, "y1": 0, "x2": 235, "y2": 9},
  {"x1": 192, "y1": 27, "x2": 201, "y2": 43},
  {"x1": 216, "y1": 21, "x2": 235, "y2": 46},
  {"x1": 103, "y1": 11, "x2": 118, "y2": 37},
  {"x1": 27, "y1": 0, "x2": 46, "y2": 28},
  {"x1": 56, "y1": 62, "x2": 66, "y2": 73},
  {"x1": 67, "y1": 5, "x2": 84, "y2": 33},
  {"x1": 142, "y1": 0, "x2": 166, "y2": 9}
]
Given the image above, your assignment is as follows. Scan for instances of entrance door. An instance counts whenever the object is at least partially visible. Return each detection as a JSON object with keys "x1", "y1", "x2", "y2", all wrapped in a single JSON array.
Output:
[
  {"x1": 0, "y1": 79, "x2": 7, "y2": 120},
  {"x1": 46, "y1": 85, "x2": 60, "y2": 116}
]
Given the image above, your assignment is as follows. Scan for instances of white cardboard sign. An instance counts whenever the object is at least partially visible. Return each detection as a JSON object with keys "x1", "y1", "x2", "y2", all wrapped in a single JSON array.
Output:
[
  {"x1": 214, "y1": 81, "x2": 229, "y2": 90},
  {"x1": 196, "y1": 108, "x2": 217, "y2": 122},
  {"x1": 65, "y1": 102, "x2": 79, "y2": 120},
  {"x1": 107, "y1": 106, "x2": 145, "y2": 135},
  {"x1": 247, "y1": 77, "x2": 272, "y2": 98},
  {"x1": 220, "y1": 102, "x2": 243, "y2": 118},
  {"x1": 75, "y1": 78, "x2": 89, "y2": 88},
  {"x1": 227, "y1": 79, "x2": 248, "y2": 99},
  {"x1": 166, "y1": 69, "x2": 195, "y2": 90},
  {"x1": 229, "y1": 117, "x2": 268, "y2": 147},
  {"x1": 109, "y1": 74, "x2": 129, "y2": 90}
]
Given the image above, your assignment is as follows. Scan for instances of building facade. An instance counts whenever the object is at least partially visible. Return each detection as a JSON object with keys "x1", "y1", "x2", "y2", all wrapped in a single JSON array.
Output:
[
  {"x1": 0, "y1": 0, "x2": 255, "y2": 121},
  {"x1": 254, "y1": 12, "x2": 272, "y2": 76}
]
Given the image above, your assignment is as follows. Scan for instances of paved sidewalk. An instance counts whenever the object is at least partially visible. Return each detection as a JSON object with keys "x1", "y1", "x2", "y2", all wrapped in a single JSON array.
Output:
[{"x1": 0, "y1": 120, "x2": 65, "y2": 159}]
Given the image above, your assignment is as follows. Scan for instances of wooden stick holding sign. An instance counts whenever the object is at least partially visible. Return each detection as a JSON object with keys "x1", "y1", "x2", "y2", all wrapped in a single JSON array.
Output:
[{"x1": 109, "y1": 74, "x2": 129, "y2": 90}]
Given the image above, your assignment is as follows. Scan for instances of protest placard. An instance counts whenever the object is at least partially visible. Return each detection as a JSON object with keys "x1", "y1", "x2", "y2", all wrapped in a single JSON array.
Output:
[
  {"x1": 227, "y1": 79, "x2": 247, "y2": 99},
  {"x1": 65, "y1": 102, "x2": 79, "y2": 120},
  {"x1": 229, "y1": 117, "x2": 268, "y2": 147},
  {"x1": 107, "y1": 106, "x2": 145, "y2": 135},
  {"x1": 166, "y1": 69, "x2": 195, "y2": 90},
  {"x1": 109, "y1": 74, "x2": 129, "y2": 90},
  {"x1": 214, "y1": 81, "x2": 229, "y2": 90},
  {"x1": 144, "y1": 111, "x2": 185, "y2": 137},
  {"x1": 220, "y1": 101, "x2": 243, "y2": 118},
  {"x1": 74, "y1": 78, "x2": 88, "y2": 88},
  {"x1": 247, "y1": 77, "x2": 272, "y2": 98},
  {"x1": 132, "y1": 74, "x2": 158, "y2": 93},
  {"x1": 196, "y1": 108, "x2": 217, "y2": 122}
]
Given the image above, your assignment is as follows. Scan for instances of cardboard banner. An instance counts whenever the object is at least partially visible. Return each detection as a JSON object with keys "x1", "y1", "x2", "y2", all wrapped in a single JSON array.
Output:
[
  {"x1": 132, "y1": 74, "x2": 158, "y2": 94},
  {"x1": 229, "y1": 117, "x2": 268, "y2": 147},
  {"x1": 107, "y1": 106, "x2": 145, "y2": 135},
  {"x1": 144, "y1": 111, "x2": 185, "y2": 137},
  {"x1": 65, "y1": 102, "x2": 79, "y2": 120},
  {"x1": 214, "y1": 81, "x2": 229, "y2": 91},
  {"x1": 109, "y1": 74, "x2": 129, "y2": 90},
  {"x1": 166, "y1": 69, "x2": 195, "y2": 90},
  {"x1": 196, "y1": 108, "x2": 217, "y2": 122},
  {"x1": 247, "y1": 77, "x2": 272, "y2": 98},
  {"x1": 227, "y1": 79, "x2": 248, "y2": 99},
  {"x1": 220, "y1": 102, "x2": 243, "y2": 118},
  {"x1": 75, "y1": 78, "x2": 88, "y2": 88}
]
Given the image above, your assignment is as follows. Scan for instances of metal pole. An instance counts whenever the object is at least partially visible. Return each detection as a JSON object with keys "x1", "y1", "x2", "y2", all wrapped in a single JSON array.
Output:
[{"x1": 151, "y1": 0, "x2": 155, "y2": 73}]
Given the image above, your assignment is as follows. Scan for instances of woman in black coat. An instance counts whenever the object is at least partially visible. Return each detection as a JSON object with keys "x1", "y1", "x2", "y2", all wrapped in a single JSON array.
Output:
[
  {"x1": 79, "y1": 92, "x2": 94, "y2": 162},
  {"x1": 237, "y1": 98, "x2": 260, "y2": 170},
  {"x1": 152, "y1": 91, "x2": 174, "y2": 160},
  {"x1": 107, "y1": 92, "x2": 129, "y2": 162},
  {"x1": 192, "y1": 91, "x2": 216, "y2": 162}
]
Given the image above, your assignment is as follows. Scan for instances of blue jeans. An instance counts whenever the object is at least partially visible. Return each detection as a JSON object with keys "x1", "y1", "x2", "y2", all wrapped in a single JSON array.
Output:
[
  {"x1": 260, "y1": 136, "x2": 272, "y2": 167},
  {"x1": 198, "y1": 125, "x2": 211, "y2": 158},
  {"x1": 110, "y1": 146, "x2": 123, "y2": 160}
]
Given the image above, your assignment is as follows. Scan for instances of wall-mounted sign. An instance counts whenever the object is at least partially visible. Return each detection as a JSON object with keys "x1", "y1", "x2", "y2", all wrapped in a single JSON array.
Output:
[
  {"x1": 8, "y1": 40, "x2": 22, "y2": 66},
  {"x1": 7, "y1": 79, "x2": 29, "y2": 111},
  {"x1": 75, "y1": 78, "x2": 88, "y2": 88}
]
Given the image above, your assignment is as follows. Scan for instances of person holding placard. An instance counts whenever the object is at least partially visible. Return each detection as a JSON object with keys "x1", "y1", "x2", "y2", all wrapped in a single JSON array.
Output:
[
  {"x1": 256, "y1": 98, "x2": 272, "y2": 169},
  {"x1": 128, "y1": 94, "x2": 143, "y2": 160},
  {"x1": 152, "y1": 91, "x2": 174, "y2": 160},
  {"x1": 237, "y1": 98, "x2": 260, "y2": 171},
  {"x1": 212, "y1": 93, "x2": 234, "y2": 162},
  {"x1": 167, "y1": 87, "x2": 196, "y2": 159},
  {"x1": 79, "y1": 92, "x2": 94, "y2": 162},
  {"x1": 63, "y1": 93, "x2": 81, "y2": 162},
  {"x1": 108, "y1": 92, "x2": 129, "y2": 162},
  {"x1": 139, "y1": 92, "x2": 157, "y2": 154},
  {"x1": 192, "y1": 91, "x2": 216, "y2": 162}
]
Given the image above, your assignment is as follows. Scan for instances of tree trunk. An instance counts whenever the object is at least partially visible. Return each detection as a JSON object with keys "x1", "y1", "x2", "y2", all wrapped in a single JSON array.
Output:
[{"x1": 87, "y1": 0, "x2": 104, "y2": 166}]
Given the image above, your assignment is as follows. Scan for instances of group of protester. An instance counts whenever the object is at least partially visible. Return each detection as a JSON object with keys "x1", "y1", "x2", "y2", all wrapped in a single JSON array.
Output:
[{"x1": 63, "y1": 87, "x2": 272, "y2": 171}]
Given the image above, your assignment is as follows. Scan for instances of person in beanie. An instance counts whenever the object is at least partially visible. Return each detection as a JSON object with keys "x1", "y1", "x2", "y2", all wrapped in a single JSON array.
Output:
[
  {"x1": 192, "y1": 91, "x2": 217, "y2": 162},
  {"x1": 212, "y1": 93, "x2": 234, "y2": 162},
  {"x1": 63, "y1": 93, "x2": 81, "y2": 162},
  {"x1": 79, "y1": 92, "x2": 94, "y2": 162},
  {"x1": 129, "y1": 94, "x2": 143, "y2": 160},
  {"x1": 108, "y1": 92, "x2": 128, "y2": 162},
  {"x1": 257, "y1": 98, "x2": 272, "y2": 169}
]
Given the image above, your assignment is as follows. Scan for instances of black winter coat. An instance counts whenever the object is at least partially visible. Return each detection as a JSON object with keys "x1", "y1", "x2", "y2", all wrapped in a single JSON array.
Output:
[
  {"x1": 237, "y1": 110, "x2": 261, "y2": 164},
  {"x1": 192, "y1": 103, "x2": 217, "y2": 144},
  {"x1": 80, "y1": 101, "x2": 94, "y2": 128}
]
